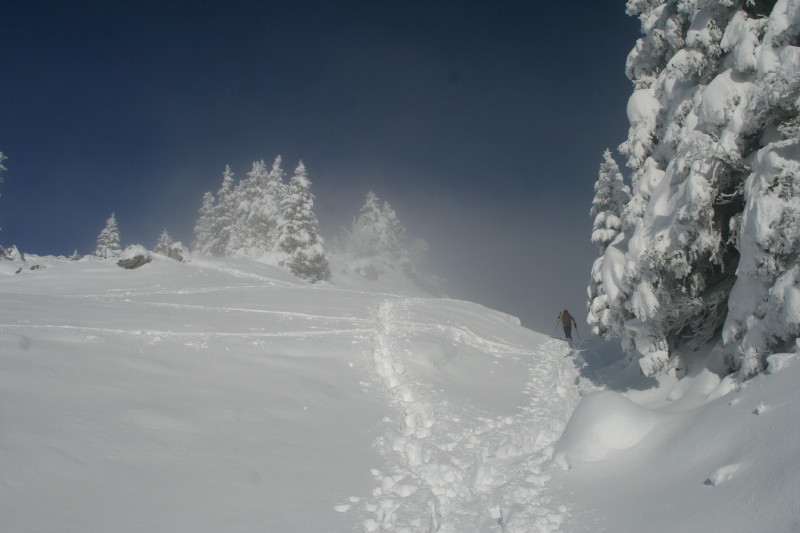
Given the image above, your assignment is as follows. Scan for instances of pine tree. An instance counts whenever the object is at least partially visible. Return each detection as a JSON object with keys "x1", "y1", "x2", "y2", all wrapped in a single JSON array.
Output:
[
  {"x1": 718, "y1": 4, "x2": 800, "y2": 376},
  {"x1": 193, "y1": 192, "x2": 216, "y2": 254},
  {"x1": 381, "y1": 201, "x2": 408, "y2": 262},
  {"x1": 194, "y1": 165, "x2": 238, "y2": 257},
  {"x1": 591, "y1": 150, "x2": 631, "y2": 251},
  {"x1": 155, "y1": 229, "x2": 173, "y2": 255},
  {"x1": 227, "y1": 157, "x2": 286, "y2": 257},
  {"x1": 0, "y1": 152, "x2": 5, "y2": 232},
  {"x1": 276, "y1": 161, "x2": 330, "y2": 282},
  {"x1": 228, "y1": 160, "x2": 267, "y2": 255},
  {"x1": 209, "y1": 165, "x2": 236, "y2": 256},
  {"x1": 95, "y1": 213, "x2": 122, "y2": 259},
  {"x1": 348, "y1": 192, "x2": 393, "y2": 259},
  {"x1": 595, "y1": 0, "x2": 772, "y2": 376},
  {"x1": 587, "y1": 149, "x2": 631, "y2": 337}
]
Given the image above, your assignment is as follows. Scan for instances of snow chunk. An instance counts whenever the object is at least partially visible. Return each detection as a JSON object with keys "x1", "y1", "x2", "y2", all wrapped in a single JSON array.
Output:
[
  {"x1": 627, "y1": 88, "x2": 659, "y2": 127},
  {"x1": 557, "y1": 390, "x2": 664, "y2": 463},
  {"x1": 625, "y1": 89, "x2": 660, "y2": 166},
  {"x1": 704, "y1": 463, "x2": 741, "y2": 486},
  {"x1": 767, "y1": 352, "x2": 798, "y2": 374},
  {"x1": 698, "y1": 70, "x2": 742, "y2": 128},
  {"x1": 1, "y1": 244, "x2": 24, "y2": 261},
  {"x1": 721, "y1": 11, "x2": 761, "y2": 73}
]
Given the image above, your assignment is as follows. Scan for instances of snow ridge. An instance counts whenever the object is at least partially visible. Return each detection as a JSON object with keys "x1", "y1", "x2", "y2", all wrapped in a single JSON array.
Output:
[{"x1": 359, "y1": 298, "x2": 584, "y2": 532}]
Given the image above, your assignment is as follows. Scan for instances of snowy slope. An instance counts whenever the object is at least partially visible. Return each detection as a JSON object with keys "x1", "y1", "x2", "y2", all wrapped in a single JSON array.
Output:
[
  {"x1": 554, "y1": 343, "x2": 800, "y2": 533},
  {"x1": 3, "y1": 253, "x2": 798, "y2": 533},
  {"x1": 0, "y1": 254, "x2": 583, "y2": 533}
]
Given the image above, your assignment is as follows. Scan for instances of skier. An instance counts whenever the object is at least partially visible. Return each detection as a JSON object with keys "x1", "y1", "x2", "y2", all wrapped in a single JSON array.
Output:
[{"x1": 557, "y1": 310, "x2": 577, "y2": 342}]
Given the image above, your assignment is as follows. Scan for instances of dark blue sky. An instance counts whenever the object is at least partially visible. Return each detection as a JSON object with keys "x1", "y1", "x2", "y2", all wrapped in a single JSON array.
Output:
[{"x1": 1, "y1": 1, "x2": 640, "y2": 332}]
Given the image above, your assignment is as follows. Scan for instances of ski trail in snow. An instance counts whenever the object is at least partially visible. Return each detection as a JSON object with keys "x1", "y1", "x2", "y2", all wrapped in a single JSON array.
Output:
[
  {"x1": 79, "y1": 299, "x2": 372, "y2": 324},
  {"x1": 355, "y1": 298, "x2": 583, "y2": 532},
  {"x1": 0, "y1": 323, "x2": 372, "y2": 339}
]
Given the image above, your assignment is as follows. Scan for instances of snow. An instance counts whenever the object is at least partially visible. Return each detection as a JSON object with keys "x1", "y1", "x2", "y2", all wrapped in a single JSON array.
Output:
[
  {"x1": 2, "y1": 252, "x2": 799, "y2": 532},
  {"x1": 556, "y1": 390, "x2": 664, "y2": 464},
  {"x1": 554, "y1": 345, "x2": 800, "y2": 533},
  {"x1": 118, "y1": 243, "x2": 151, "y2": 261},
  {"x1": 698, "y1": 69, "x2": 742, "y2": 127}
]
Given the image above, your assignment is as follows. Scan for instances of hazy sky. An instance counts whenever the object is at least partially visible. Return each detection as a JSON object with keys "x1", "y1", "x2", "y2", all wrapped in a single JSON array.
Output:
[{"x1": 1, "y1": 1, "x2": 640, "y2": 333}]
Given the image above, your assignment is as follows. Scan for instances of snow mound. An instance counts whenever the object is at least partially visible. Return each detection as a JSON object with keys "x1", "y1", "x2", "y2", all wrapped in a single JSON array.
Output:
[
  {"x1": 556, "y1": 390, "x2": 664, "y2": 464},
  {"x1": 704, "y1": 463, "x2": 741, "y2": 487}
]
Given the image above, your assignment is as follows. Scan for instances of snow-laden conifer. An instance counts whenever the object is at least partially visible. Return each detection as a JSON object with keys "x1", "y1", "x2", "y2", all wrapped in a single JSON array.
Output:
[
  {"x1": 227, "y1": 157, "x2": 286, "y2": 257},
  {"x1": 591, "y1": 150, "x2": 631, "y2": 251},
  {"x1": 347, "y1": 192, "x2": 384, "y2": 259},
  {"x1": 209, "y1": 165, "x2": 236, "y2": 256},
  {"x1": 340, "y1": 191, "x2": 434, "y2": 286},
  {"x1": 95, "y1": 213, "x2": 122, "y2": 259},
  {"x1": 0, "y1": 152, "x2": 5, "y2": 232},
  {"x1": 592, "y1": 0, "x2": 799, "y2": 377},
  {"x1": 587, "y1": 149, "x2": 631, "y2": 337},
  {"x1": 276, "y1": 161, "x2": 330, "y2": 282},
  {"x1": 155, "y1": 229, "x2": 174, "y2": 255},
  {"x1": 193, "y1": 192, "x2": 216, "y2": 254},
  {"x1": 348, "y1": 192, "x2": 411, "y2": 262}
]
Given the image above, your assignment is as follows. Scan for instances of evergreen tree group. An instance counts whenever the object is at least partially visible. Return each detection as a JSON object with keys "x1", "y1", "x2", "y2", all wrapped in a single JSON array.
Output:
[
  {"x1": 338, "y1": 191, "x2": 431, "y2": 287},
  {"x1": 194, "y1": 157, "x2": 330, "y2": 282},
  {"x1": 347, "y1": 192, "x2": 409, "y2": 261},
  {"x1": 587, "y1": 0, "x2": 799, "y2": 378}
]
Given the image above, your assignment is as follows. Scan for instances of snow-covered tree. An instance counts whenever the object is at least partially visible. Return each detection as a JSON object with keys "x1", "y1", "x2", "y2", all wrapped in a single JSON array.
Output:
[
  {"x1": 0, "y1": 152, "x2": 5, "y2": 232},
  {"x1": 590, "y1": 0, "x2": 799, "y2": 377},
  {"x1": 717, "y1": 1, "x2": 800, "y2": 376},
  {"x1": 95, "y1": 213, "x2": 122, "y2": 259},
  {"x1": 209, "y1": 165, "x2": 237, "y2": 256},
  {"x1": 724, "y1": 139, "x2": 800, "y2": 376},
  {"x1": 348, "y1": 192, "x2": 409, "y2": 261},
  {"x1": 338, "y1": 191, "x2": 435, "y2": 286},
  {"x1": 587, "y1": 149, "x2": 632, "y2": 337},
  {"x1": 276, "y1": 161, "x2": 330, "y2": 282},
  {"x1": 155, "y1": 229, "x2": 174, "y2": 255},
  {"x1": 193, "y1": 191, "x2": 216, "y2": 254},
  {"x1": 591, "y1": 150, "x2": 631, "y2": 251},
  {"x1": 347, "y1": 192, "x2": 382, "y2": 258},
  {"x1": 194, "y1": 165, "x2": 238, "y2": 257},
  {"x1": 227, "y1": 157, "x2": 286, "y2": 257}
]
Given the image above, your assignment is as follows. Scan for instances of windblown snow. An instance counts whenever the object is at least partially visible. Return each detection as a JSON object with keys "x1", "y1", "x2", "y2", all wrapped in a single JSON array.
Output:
[{"x1": 2, "y1": 254, "x2": 799, "y2": 532}]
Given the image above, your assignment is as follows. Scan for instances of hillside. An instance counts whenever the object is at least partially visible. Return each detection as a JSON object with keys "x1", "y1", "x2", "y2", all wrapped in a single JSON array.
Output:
[
  {"x1": 2, "y1": 253, "x2": 798, "y2": 532},
  {"x1": 0, "y1": 254, "x2": 582, "y2": 532}
]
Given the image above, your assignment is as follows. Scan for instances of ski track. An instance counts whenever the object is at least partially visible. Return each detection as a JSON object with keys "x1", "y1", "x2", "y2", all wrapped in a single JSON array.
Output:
[
  {"x1": 350, "y1": 298, "x2": 584, "y2": 533},
  {"x1": 88, "y1": 298, "x2": 372, "y2": 324},
  {"x1": 0, "y1": 323, "x2": 373, "y2": 340}
]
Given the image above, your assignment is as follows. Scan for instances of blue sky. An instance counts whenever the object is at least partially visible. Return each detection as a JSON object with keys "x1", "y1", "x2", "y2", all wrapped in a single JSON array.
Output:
[{"x1": 1, "y1": 1, "x2": 640, "y2": 332}]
